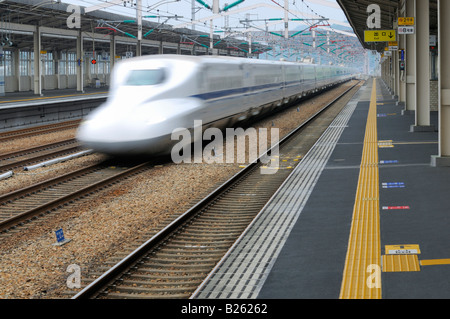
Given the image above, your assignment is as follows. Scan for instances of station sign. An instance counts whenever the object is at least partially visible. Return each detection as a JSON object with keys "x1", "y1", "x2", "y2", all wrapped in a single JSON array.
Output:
[
  {"x1": 398, "y1": 26, "x2": 415, "y2": 34},
  {"x1": 430, "y1": 35, "x2": 437, "y2": 46},
  {"x1": 388, "y1": 41, "x2": 398, "y2": 50},
  {"x1": 385, "y1": 245, "x2": 420, "y2": 255},
  {"x1": 398, "y1": 17, "x2": 415, "y2": 26},
  {"x1": 40, "y1": 50, "x2": 47, "y2": 60},
  {"x1": 364, "y1": 29, "x2": 396, "y2": 42}
]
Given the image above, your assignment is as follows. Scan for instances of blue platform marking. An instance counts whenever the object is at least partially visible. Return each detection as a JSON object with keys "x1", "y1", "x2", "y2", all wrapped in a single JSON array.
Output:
[
  {"x1": 382, "y1": 182, "x2": 405, "y2": 188},
  {"x1": 380, "y1": 160, "x2": 399, "y2": 164}
]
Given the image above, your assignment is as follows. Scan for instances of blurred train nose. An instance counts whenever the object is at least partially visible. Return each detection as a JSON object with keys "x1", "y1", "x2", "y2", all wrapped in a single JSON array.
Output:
[{"x1": 76, "y1": 116, "x2": 171, "y2": 155}]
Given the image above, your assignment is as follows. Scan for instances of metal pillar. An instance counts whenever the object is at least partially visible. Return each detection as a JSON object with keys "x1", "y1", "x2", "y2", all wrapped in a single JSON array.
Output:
[
  {"x1": 404, "y1": 0, "x2": 416, "y2": 114},
  {"x1": 284, "y1": 0, "x2": 289, "y2": 39},
  {"x1": 432, "y1": 0, "x2": 450, "y2": 166},
  {"x1": 76, "y1": 30, "x2": 84, "y2": 93},
  {"x1": 398, "y1": 0, "x2": 406, "y2": 106},
  {"x1": 389, "y1": 51, "x2": 394, "y2": 95},
  {"x1": 110, "y1": 34, "x2": 116, "y2": 72},
  {"x1": 33, "y1": 25, "x2": 42, "y2": 96},
  {"x1": 13, "y1": 49, "x2": 19, "y2": 92},
  {"x1": 191, "y1": 0, "x2": 196, "y2": 31},
  {"x1": 394, "y1": 48, "x2": 400, "y2": 100},
  {"x1": 136, "y1": 0, "x2": 142, "y2": 56},
  {"x1": 412, "y1": 0, "x2": 433, "y2": 131},
  {"x1": 399, "y1": 37, "x2": 406, "y2": 105}
]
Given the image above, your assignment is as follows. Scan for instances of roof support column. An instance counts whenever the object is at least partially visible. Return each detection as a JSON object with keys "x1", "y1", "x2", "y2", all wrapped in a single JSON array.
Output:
[
  {"x1": 389, "y1": 51, "x2": 394, "y2": 95},
  {"x1": 13, "y1": 49, "x2": 20, "y2": 92},
  {"x1": 398, "y1": 0, "x2": 407, "y2": 106},
  {"x1": 76, "y1": 30, "x2": 84, "y2": 93},
  {"x1": 404, "y1": 0, "x2": 415, "y2": 115},
  {"x1": 136, "y1": 0, "x2": 142, "y2": 56},
  {"x1": 432, "y1": 0, "x2": 450, "y2": 166},
  {"x1": 33, "y1": 25, "x2": 42, "y2": 96},
  {"x1": 399, "y1": 37, "x2": 406, "y2": 105},
  {"x1": 385, "y1": 58, "x2": 389, "y2": 87},
  {"x1": 393, "y1": 47, "x2": 400, "y2": 100},
  {"x1": 412, "y1": 0, "x2": 433, "y2": 132}
]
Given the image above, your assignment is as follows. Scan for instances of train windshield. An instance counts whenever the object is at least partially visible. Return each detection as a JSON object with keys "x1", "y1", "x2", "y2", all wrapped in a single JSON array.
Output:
[{"x1": 124, "y1": 69, "x2": 166, "y2": 86}]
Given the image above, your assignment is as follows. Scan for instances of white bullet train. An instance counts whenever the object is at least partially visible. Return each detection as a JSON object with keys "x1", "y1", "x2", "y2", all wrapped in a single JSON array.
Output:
[{"x1": 76, "y1": 54, "x2": 356, "y2": 156}]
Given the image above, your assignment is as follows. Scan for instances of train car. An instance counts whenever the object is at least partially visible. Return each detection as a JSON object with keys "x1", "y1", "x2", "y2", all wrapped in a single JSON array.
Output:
[{"x1": 76, "y1": 54, "x2": 356, "y2": 156}]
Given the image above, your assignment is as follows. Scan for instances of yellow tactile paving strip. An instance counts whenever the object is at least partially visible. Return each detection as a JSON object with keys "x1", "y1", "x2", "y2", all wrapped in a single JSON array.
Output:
[
  {"x1": 340, "y1": 79, "x2": 381, "y2": 299},
  {"x1": 420, "y1": 259, "x2": 450, "y2": 266},
  {"x1": 383, "y1": 254, "x2": 420, "y2": 272}
]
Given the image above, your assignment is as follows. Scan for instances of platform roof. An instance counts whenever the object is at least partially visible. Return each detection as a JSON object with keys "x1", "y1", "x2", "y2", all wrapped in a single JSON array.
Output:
[
  {"x1": 337, "y1": 0, "x2": 438, "y2": 52},
  {"x1": 0, "y1": 0, "x2": 268, "y2": 56}
]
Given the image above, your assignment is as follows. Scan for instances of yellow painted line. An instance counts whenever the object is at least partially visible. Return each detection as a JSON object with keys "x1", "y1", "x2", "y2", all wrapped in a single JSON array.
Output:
[
  {"x1": 0, "y1": 92, "x2": 108, "y2": 104},
  {"x1": 392, "y1": 141, "x2": 438, "y2": 145},
  {"x1": 340, "y1": 79, "x2": 381, "y2": 299},
  {"x1": 420, "y1": 259, "x2": 450, "y2": 266},
  {"x1": 382, "y1": 254, "x2": 420, "y2": 272}
]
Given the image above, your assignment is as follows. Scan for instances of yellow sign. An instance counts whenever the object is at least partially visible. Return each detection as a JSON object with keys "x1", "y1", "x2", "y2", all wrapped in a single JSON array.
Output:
[
  {"x1": 40, "y1": 50, "x2": 47, "y2": 54},
  {"x1": 385, "y1": 245, "x2": 421, "y2": 255},
  {"x1": 398, "y1": 17, "x2": 415, "y2": 26},
  {"x1": 364, "y1": 30, "x2": 396, "y2": 42},
  {"x1": 388, "y1": 41, "x2": 398, "y2": 47}
]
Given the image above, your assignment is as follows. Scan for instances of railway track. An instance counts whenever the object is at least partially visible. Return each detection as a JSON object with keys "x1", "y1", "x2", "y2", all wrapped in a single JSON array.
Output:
[
  {"x1": 0, "y1": 138, "x2": 83, "y2": 173},
  {"x1": 0, "y1": 119, "x2": 80, "y2": 143},
  {"x1": 72, "y1": 80, "x2": 364, "y2": 299},
  {"x1": 0, "y1": 160, "x2": 151, "y2": 234}
]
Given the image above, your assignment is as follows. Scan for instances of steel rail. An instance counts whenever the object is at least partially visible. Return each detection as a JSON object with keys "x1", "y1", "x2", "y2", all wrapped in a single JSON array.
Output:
[
  {"x1": 0, "y1": 139, "x2": 82, "y2": 173},
  {"x1": 0, "y1": 120, "x2": 80, "y2": 142},
  {"x1": 72, "y1": 80, "x2": 362, "y2": 299},
  {"x1": 0, "y1": 161, "x2": 150, "y2": 232}
]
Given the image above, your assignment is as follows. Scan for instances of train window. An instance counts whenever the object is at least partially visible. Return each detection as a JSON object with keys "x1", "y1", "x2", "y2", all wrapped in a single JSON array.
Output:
[{"x1": 124, "y1": 69, "x2": 166, "y2": 86}]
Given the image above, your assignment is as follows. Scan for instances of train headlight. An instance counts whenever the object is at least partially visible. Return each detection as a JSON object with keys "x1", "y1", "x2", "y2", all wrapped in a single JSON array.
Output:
[
  {"x1": 80, "y1": 119, "x2": 92, "y2": 126},
  {"x1": 145, "y1": 115, "x2": 167, "y2": 125}
]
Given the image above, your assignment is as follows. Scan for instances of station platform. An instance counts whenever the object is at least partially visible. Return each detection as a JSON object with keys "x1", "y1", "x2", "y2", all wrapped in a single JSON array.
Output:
[
  {"x1": 0, "y1": 87, "x2": 108, "y2": 130},
  {"x1": 194, "y1": 77, "x2": 450, "y2": 299},
  {"x1": 0, "y1": 87, "x2": 108, "y2": 109}
]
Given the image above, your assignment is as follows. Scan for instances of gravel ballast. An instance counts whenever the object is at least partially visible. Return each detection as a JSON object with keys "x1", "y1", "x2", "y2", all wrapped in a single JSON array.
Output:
[{"x1": 0, "y1": 81, "x2": 358, "y2": 298}]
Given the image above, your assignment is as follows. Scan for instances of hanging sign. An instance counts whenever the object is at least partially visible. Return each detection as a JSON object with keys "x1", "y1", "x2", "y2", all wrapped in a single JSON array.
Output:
[
  {"x1": 398, "y1": 26, "x2": 415, "y2": 34},
  {"x1": 398, "y1": 17, "x2": 415, "y2": 26},
  {"x1": 389, "y1": 41, "x2": 398, "y2": 50},
  {"x1": 364, "y1": 29, "x2": 396, "y2": 42}
]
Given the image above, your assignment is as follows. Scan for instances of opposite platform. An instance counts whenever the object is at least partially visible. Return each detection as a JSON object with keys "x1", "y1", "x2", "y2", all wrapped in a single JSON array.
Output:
[
  {"x1": 194, "y1": 77, "x2": 450, "y2": 299},
  {"x1": 0, "y1": 87, "x2": 108, "y2": 110}
]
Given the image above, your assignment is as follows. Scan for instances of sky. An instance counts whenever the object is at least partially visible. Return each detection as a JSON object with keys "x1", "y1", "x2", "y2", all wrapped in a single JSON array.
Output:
[{"x1": 65, "y1": 0, "x2": 351, "y2": 35}]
